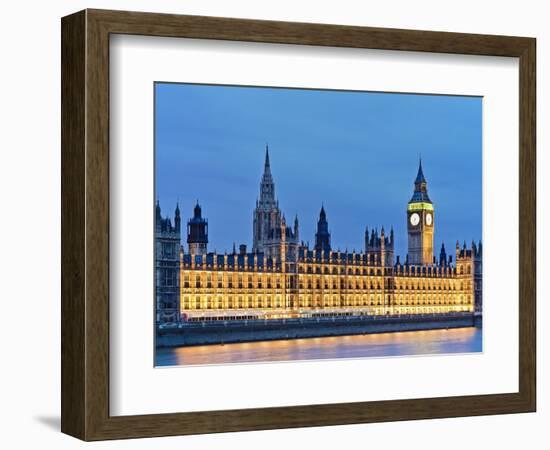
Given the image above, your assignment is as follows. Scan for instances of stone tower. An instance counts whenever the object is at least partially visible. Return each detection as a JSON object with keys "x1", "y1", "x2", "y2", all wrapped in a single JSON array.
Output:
[
  {"x1": 252, "y1": 145, "x2": 283, "y2": 253},
  {"x1": 187, "y1": 202, "x2": 208, "y2": 255},
  {"x1": 407, "y1": 159, "x2": 434, "y2": 265},
  {"x1": 456, "y1": 241, "x2": 476, "y2": 310},
  {"x1": 473, "y1": 240, "x2": 483, "y2": 312},
  {"x1": 155, "y1": 201, "x2": 181, "y2": 323}
]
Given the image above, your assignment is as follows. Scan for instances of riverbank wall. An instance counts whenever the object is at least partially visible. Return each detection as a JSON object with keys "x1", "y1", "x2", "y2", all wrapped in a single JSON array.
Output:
[{"x1": 156, "y1": 313, "x2": 479, "y2": 348}]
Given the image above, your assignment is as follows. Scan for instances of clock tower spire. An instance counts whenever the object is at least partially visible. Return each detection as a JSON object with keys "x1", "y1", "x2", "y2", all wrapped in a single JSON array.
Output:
[{"x1": 407, "y1": 158, "x2": 434, "y2": 265}]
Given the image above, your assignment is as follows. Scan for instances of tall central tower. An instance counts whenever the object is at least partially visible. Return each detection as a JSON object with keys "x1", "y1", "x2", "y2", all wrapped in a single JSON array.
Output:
[
  {"x1": 407, "y1": 159, "x2": 434, "y2": 265},
  {"x1": 252, "y1": 145, "x2": 282, "y2": 253}
]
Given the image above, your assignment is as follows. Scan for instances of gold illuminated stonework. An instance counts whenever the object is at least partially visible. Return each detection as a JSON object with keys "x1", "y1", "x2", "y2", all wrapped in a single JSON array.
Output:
[
  {"x1": 407, "y1": 202, "x2": 434, "y2": 211},
  {"x1": 179, "y1": 245, "x2": 478, "y2": 321}
]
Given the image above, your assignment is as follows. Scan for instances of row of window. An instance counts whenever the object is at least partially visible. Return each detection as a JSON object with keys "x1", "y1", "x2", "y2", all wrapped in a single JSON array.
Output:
[
  {"x1": 178, "y1": 264, "x2": 472, "y2": 276},
  {"x1": 296, "y1": 266, "x2": 462, "y2": 276},
  {"x1": 179, "y1": 279, "x2": 470, "y2": 292},
  {"x1": 180, "y1": 294, "x2": 472, "y2": 310},
  {"x1": 180, "y1": 273, "x2": 470, "y2": 291},
  {"x1": 298, "y1": 266, "x2": 384, "y2": 275}
]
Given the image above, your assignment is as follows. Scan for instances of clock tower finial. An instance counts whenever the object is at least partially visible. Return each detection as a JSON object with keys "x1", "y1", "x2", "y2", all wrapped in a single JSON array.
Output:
[
  {"x1": 407, "y1": 158, "x2": 434, "y2": 265},
  {"x1": 411, "y1": 157, "x2": 431, "y2": 203}
]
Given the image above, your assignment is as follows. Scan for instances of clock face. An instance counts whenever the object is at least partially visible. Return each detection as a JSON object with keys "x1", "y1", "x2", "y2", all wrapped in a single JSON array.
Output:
[
  {"x1": 426, "y1": 212, "x2": 433, "y2": 226},
  {"x1": 410, "y1": 213, "x2": 420, "y2": 226}
]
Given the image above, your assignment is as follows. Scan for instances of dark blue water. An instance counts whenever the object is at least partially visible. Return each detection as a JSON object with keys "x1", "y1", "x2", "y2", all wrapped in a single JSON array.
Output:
[{"x1": 156, "y1": 327, "x2": 482, "y2": 367}]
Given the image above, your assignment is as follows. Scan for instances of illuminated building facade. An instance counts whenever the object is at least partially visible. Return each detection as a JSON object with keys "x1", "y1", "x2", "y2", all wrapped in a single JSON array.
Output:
[
  {"x1": 156, "y1": 148, "x2": 482, "y2": 323},
  {"x1": 177, "y1": 236, "x2": 480, "y2": 321}
]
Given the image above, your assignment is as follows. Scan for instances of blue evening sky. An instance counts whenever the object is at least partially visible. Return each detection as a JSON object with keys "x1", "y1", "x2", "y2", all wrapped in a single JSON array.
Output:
[{"x1": 155, "y1": 83, "x2": 482, "y2": 259}]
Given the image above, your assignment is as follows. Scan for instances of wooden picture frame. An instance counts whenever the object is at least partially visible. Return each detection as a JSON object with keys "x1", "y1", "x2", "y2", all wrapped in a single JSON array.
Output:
[{"x1": 61, "y1": 9, "x2": 536, "y2": 441}]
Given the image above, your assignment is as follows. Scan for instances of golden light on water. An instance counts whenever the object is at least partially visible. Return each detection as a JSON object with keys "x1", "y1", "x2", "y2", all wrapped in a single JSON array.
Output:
[{"x1": 156, "y1": 327, "x2": 482, "y2": 367}]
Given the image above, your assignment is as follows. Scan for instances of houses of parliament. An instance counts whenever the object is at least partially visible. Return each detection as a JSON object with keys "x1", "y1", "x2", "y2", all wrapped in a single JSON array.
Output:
[{"x1": 155, "y1": 147, "x2": 482, "y2": 323}]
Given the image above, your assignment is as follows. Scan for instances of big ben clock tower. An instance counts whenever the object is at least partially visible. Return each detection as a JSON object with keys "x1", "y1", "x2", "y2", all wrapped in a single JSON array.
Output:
[{"x1": 407, "y1": 159, "x2": 434, "y2": 265}]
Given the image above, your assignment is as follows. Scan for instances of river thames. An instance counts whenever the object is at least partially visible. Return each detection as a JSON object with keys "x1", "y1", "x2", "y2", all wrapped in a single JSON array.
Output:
[{"x1": 156, "y1": 326, "x2": 482, "y2": 367}]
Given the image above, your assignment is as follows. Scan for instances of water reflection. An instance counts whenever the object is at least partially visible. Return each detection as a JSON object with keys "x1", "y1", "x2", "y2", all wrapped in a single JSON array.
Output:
[{"x1": 155, "y1": 327, "x2": 482, "y2": 367}]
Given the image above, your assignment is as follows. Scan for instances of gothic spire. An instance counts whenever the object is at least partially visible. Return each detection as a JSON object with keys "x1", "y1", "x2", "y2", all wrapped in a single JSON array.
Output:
[
  {"x1": 174, "y1": 202, "x2": 181, "y2": 232},
  {"x1": 193, "y1": 201, "x2": 202, "y2": 218},
  {"x1": 439, "y1": 242, "x2": 447, "y2": 266},
  {"x1": 415, "y1": 156, "x2": 426, "y2": 184},
  {"x1": 264, "y1": 144, "x2": 271, "y2": 173},
  {"x1": 253, "y1": 144, "x2": 279, "y2": 253},
  {"x1": 155, "y1": 200, "x2": 161, "y2": 228},
  {"x1": 315, "y1": 205, "x2": 331, "y2": 253},
  {"x1": 410, "y1": 156, "x2": 431, "y2": 203},
  {"x1": 262, "y1": 145, "x2": 273, "y2": 182},
  {"x1": 258, "y1": 144, "x2": 276, "y2": 206}
]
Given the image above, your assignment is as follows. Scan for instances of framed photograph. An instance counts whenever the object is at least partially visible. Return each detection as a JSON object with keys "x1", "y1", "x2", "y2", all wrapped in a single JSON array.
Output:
[{"x1": 61, "y1": 9, "x2": 536, "y2": 440}]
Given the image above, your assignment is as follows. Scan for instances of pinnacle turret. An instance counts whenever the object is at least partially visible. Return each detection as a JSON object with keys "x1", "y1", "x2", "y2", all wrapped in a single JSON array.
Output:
[{"x1": 315, "y1": 205, "x2": 331, "y2": 253}]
